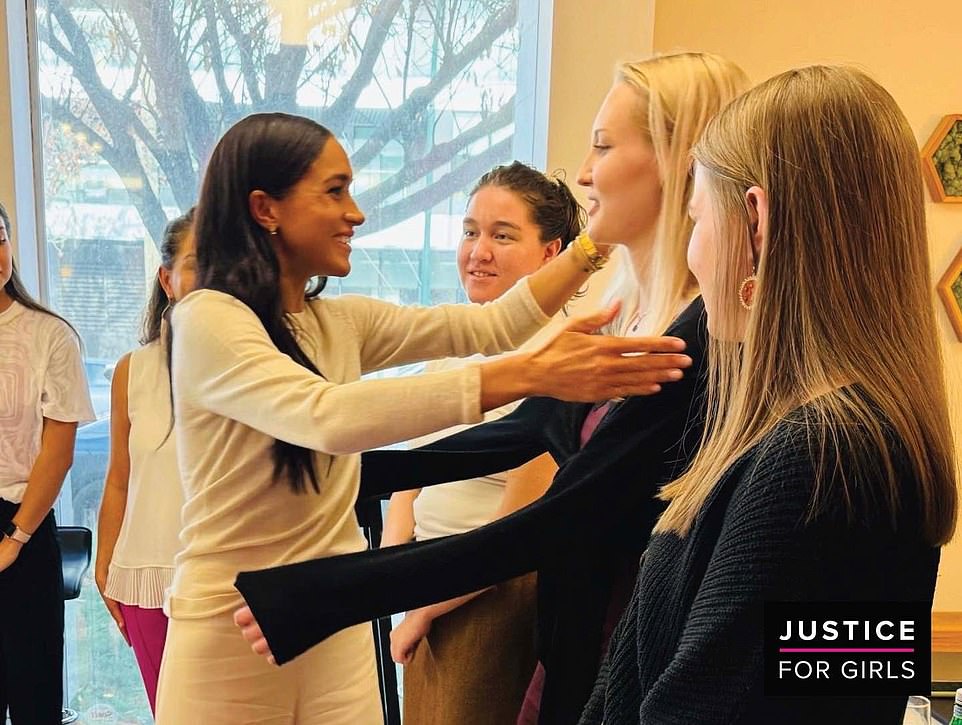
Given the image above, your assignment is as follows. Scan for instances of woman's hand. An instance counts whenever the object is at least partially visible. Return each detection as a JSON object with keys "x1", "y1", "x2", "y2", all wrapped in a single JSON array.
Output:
[
  {"x1": 96, "y1": 569, "x2": 130, "y2": 646},
  {"x1": 0, "y1": 537, "x2": 22, "y2": 575},
  {"x1": 234, "y1": 605, "x2": 276, "y2": 665},
  {"x1": 481, "y1": 303, "x2": 693, "y2": 409},
  {"x1": 390, "y1": 609, "x2": 433, "y2": 665}
]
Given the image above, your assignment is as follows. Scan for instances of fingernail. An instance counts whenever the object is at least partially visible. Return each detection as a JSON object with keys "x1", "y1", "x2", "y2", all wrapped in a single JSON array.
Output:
[
  {"x1": 650, "y1": 384, "x2": 662, "y2": 393},
  {"x1": 668, "y1": 369, "x2": 683, "y2": 380}
]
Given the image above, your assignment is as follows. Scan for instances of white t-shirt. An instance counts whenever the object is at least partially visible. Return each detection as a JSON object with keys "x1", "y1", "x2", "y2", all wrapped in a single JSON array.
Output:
[
  {"x1": 0, "y1": 301, "x2": 95, "y2": 503},
  {"x1": 410, "y1": 316, "x2": 563, "y2": 540}
]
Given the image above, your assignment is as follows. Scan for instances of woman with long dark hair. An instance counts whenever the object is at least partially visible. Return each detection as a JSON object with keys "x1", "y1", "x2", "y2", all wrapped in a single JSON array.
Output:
[
  {"x1": 95, "y1": 209, "x2": 195, "y2": 714},
  {"x1": 153, "y1": 113, "x2": 691, "y2": 722},
  {"x1": 0, "y1": 201, "x2": 94, "y2": 722}
]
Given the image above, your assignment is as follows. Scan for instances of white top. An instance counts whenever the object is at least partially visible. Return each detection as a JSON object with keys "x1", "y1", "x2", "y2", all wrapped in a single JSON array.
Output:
[
  {"x1": 0, "y1": 301, "x2": 95, "y2": 503},
  {"x1": 411, "y1": 317, "x2": 563, "y2": 541},
  {"x1": 167, "y1": 280, "x2": 549, "y2": 619},
  {"x1": 105, "y1": 341, "x2": 184, "y2": 608}
]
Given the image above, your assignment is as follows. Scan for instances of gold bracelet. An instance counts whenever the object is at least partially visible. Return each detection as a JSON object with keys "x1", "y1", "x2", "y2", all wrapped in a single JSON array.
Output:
[{"x1": 572, "y1": 233, "x2": 607, "y2": 273}]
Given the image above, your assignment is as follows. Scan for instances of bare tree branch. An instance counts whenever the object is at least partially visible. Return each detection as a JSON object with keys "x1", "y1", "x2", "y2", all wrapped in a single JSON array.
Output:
[
  {"x1": 264, "y1": 44, "x2": 307, "y2": 111},
  {"x1": 361, "y1": 135, "x2": 512, "y2": 235},
  {"x1": 216, "y1": 0, "x2": 264, "y2": 107},
  {"x1": 202, "y1": 4, "x2": 240, "y2": 118},
  {"x1": 355, "y1": 96, "x2": 513, "y2": 209},
  {"x1": 350, "y1": 2, "x2": 516, "y2": 171},
  {"x1": 324, "y1": 0, "x2": 404, "y2": 135},
  {"x1": 45, "y1": 0, "x2": 168, "y2": 242}
]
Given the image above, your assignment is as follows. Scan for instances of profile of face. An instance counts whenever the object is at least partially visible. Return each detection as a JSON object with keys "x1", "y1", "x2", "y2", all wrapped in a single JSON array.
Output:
[
  {"x1": 0, "y1": 217, "x2": 12, "y2": 294},
  {"x1": 457, "y1": 185, "x2": 560, "y2": 303},
  {"x1": 577, "y1": 82, "x2": 662, "y2": 248},
  {"x1": 687, "y1": 163, "x2": 766, "y2": 339},
  {"x1": 686, "y1": 165, "x2": 720, "y2": 323},
  {"x1": 251, "y1": 138, "x2": 366, "y2": 279},
  {"x1": 159, "y1": 229, "x2": 198, "y2": 303}
]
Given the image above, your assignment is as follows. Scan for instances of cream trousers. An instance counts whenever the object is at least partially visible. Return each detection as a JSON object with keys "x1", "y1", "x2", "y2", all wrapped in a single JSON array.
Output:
[{"x1": 155, "y1": 610, "x2": 383, "y2": 724}]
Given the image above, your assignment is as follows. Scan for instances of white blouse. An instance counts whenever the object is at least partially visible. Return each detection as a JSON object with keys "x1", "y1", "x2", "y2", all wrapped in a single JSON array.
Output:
[
  {"x1": 0, "y1": 301, "x2": 95, "y2": 503},
  {"x1": 105, "y1": 341, "x2": 184, "y2": 608}
]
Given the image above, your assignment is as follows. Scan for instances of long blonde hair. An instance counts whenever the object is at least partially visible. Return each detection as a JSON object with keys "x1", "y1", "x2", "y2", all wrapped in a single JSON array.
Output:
[
  {"x1": 656, "y1": 65, "x2": 957, "y2": 546},
  {"x1": 604, "y1": 52, "x2": 750, "y2": 336}
]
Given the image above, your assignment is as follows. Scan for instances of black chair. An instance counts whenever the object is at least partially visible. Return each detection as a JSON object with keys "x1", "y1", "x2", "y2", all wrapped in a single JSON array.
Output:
[
  {"x1": 356, "y1": 498, "x2": 402, "y2": 725},
  {"x1": 56, "y1": 526, "x2": 92, "y2": 725}
]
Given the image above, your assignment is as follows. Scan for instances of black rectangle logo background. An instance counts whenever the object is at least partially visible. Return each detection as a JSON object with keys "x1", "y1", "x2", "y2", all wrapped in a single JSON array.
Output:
[{"x1": 764, "y1": 602, "x2": 931, "y2": 696}]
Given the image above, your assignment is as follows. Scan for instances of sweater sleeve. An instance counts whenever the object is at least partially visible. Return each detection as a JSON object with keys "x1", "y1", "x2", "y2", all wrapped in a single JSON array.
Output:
[
  {"x1": 173, "y1": 290, "x2": 492, "y2": 455},
  {"x1": 579, "y1": 575, "x2": 643, "y2": 725},
  {"x1": 637, "y1": 435, "x2": 820, "y2": 725},
  {"x1": 234, "y1": 309, "x2": 708, "y2": 665},
  {"x1": 357, "y1": 396, "x2": 564, "y2": 501},
  {"x1": 330, "y1": 277, "x2": 551, "y2": 374}
]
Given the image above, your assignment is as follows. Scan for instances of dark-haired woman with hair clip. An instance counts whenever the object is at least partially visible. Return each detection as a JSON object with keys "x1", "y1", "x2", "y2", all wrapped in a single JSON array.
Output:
[
  {"x1": 153, "y1": 113, "x2": 692, "y2": 723},
  {"x1": 95, "y1": 209, "x2": 195, "y2": 715},
  {"x1": 381, "y1": 161, "x2": 582, "y2": 725},
  {"x1": 0, "y1": 202, "x2": 95, "y2": 723}
]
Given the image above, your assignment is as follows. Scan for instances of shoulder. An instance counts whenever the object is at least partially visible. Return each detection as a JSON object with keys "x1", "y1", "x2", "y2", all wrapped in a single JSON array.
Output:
[
  {"x1": 664, "y1": 297, "x2": 707, "y2": 357},
  {"x1": 726, "y1": 398, "x2": 907, "y2": 523},
  {"x1": 309, "y1": 293, "x2": 388, "y2": 319},
  {"x1": 172, "y1": 290, "x2": 269, "y2": 345},
  {"x1": 174, "y1": 289, "x2": 252, "y2": 320},
  {"x1": 114, "y1": 350, "x2": 134, "y2": 376},
  {"x1": 111, "y1": 351, "x2": 132, "y2": 404},
  {"x1": 25, "y1": 307, "x2": 79, "y2": 348}
]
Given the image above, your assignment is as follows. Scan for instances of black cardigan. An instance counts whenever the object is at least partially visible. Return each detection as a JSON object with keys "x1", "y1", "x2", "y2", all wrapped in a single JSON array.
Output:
[
  {"x1": 579, "y1": 406, "x2": 940, "y2": 725},
  {"x1": 235, "y1": 298, "x2": 708, "y2": 723}
]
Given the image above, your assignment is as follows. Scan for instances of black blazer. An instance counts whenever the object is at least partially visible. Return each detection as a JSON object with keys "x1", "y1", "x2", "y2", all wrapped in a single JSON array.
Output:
[{"x1": 236, "y1": 297, "x2": 709, "y2": 725}]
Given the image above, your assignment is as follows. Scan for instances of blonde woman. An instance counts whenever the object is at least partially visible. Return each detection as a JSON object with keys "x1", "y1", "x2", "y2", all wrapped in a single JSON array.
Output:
[
  {"x1": 234, "y1": 53, "x2": 749, "y2": 724},
  {"x1": 582, "y1": 65, "x2": 957, "y2": 725}
]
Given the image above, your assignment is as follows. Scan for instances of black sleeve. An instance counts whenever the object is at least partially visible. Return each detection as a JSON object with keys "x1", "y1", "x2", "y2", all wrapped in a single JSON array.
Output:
[
  {"x1": 578, "y1": 575, "x2": 642, "y2": 725},
  {"x1": 235, "y1": 300, "x2": 708, "y2": 665},
  {"x1": 357, "y1": 396, "x2": 576, "y2": 502}
]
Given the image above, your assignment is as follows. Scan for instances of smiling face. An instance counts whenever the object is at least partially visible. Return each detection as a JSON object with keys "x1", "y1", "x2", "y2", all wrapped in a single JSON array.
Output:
[
  {"x1": 457, "y1": 185, "x2": 559, "y2": 303},
  {"x1": 267, "y1": 138, "x2": 365, "y2": 279},
  {"x1": 577, "y1": 82, "x2": 662, "y2": 250}
]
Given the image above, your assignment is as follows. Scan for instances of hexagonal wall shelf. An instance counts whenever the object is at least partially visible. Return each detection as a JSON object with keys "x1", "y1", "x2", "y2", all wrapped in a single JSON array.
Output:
[
  {"x1": 922, "y1": 114, "x2": 962, "y2": 202},
  {"x1": 937, "y1": 244, "x2": 962, "y2": 341}
]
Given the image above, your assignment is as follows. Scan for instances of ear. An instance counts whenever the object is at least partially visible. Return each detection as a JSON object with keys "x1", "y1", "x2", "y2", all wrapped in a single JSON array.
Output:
[
  {"x1": 543, "y1": 238, "x2": 562, "y2": 262},
  {"x1": 248, "y1": 190, "x2": 280, "y2": 233},
  {"x1": 157, "y1": 266, "x2": 174, "y2": 301},
  {"x1": 744, "y1": 186, "x2": 769, "y2": 263}
]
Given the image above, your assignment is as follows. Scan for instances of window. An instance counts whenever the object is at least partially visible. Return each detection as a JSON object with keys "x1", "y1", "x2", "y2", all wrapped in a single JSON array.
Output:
[{"x1": 18, "y1": 0, "x2": 548, "y2": 721}]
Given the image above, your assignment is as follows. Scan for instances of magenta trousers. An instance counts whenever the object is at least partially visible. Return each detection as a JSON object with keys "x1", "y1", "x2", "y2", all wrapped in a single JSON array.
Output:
[{"x1": 118, "y1": 603, "x2": 169, "y2": 714}]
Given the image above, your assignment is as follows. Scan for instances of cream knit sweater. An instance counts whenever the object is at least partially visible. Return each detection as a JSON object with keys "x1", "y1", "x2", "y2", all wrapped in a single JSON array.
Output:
[{"x1": 166, "y1": 280, "x2": 549, "y2": 618}]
